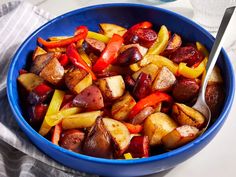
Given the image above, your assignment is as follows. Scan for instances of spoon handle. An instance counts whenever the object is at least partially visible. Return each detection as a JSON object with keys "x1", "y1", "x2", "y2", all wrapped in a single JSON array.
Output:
[{"x1": 201, "y1": 6, "x2": 235, "y2": 93}]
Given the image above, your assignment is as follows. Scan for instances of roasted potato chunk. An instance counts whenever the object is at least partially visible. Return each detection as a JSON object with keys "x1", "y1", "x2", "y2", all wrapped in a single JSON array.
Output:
[
  {"x1": 18, "y1": 73, "x2": 44, "y2": 92},
  {"x1": 208, "y1": 66, "x2": 223, "y2": 85},
  {"x1": 98, "y1": 75, "x2": 125, "y2": 100},
  {"x1": 152, "y1": 66, "x2": 176, "y2": 92},
  {"x1": 144, "y1": 112, "x2": 177, "y2": 146},
  {"x1": 32, "y1": 46, "x2": 47, "y2": 60},
  {"x1": 103, "y1": 118, "x2": 130, "y2": 156},
  {"x1": 162, "y1": 125, "x2": 199, "y2": 149},
  {"x1": 132, "y1": 64, "x2": 159, "y2": 81},
  {"x1": 172, "y1": 103, "x2": 205, "y2": 129},
  {"x1": 65, "y1": 68, "x2": 92, "y2": 94},
  {"x1": 99, "y1": 23, "x2": 127, "y2": 38},
  {"x1": 111, "y1": 92, "x2": 136, "y2": 121},
  {"x1": 39, "y1": 58, "x2": 64, "y2": 85}
]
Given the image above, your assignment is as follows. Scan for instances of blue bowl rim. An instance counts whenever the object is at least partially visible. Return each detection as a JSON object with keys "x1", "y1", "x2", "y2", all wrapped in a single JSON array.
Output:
[{"x1": 7, "y1": 3, "x2": 235, "y2": 165}]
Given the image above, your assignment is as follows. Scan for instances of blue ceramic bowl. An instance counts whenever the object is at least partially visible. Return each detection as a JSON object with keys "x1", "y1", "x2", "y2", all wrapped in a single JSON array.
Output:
[{"x1": 7, "y1": 3, "x2": 235, "y2": 177}]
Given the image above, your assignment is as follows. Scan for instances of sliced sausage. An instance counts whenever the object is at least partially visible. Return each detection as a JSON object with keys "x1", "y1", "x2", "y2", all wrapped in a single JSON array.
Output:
[
  {"x1": 83, "y1": 37, "x2": 106, "y2": 56},
  {"x1": 172, "y1": 77, "x2": 199, "y2": 103},
  {"x1": 124, "y1": 74, "x2": 136, "y2": 90},
  {"x1": 126, "y1": 136, "x2": 149, "y2": 158},
  {"x1": 133, "y1": 72, "x2": 152, "y2": 100},
  {"x1": 124, "y1": 28, "x2": 157, "y2": 48},
  {"x1": 116, "y1": 47, "x2": 142, "y2": 65},
  {"x1": 30, "y1": 52, "x2": 54, "y2": 75},
  {"x1": 170, "y1": 46, "x2": 203, "y2": 66},
  {"x1": 205, "y1": 83, "x2": 225, "y2": 119},
  {"x1": 73, "y1": 85, "x2": 104, "y2": 111},
  {"x1": 131, "y1": 106, "x2": 154, "y2": 125},
  {"x1": 60, "y1": 129, "x2": 85, "y2": 153}
]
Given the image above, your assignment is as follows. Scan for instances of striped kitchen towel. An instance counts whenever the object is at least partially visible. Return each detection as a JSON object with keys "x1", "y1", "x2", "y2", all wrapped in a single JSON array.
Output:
[{"x1": 0, "y1": 1, "x2": 96, "y2": 177}]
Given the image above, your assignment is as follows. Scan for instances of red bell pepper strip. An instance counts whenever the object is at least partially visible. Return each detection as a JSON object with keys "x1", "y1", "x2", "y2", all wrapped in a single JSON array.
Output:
[
  {"x1": 58, "y1": 54, "x2": 69, "y2": 67},
  {"x1": 92, "y1": 34, "x2": 123, "y2": 72},
  {"x1": 123, "y1": 122, "x2": 143, "y2": 134},
  {"x1": 66, "y1": 43, "x2": 96, "y2": 80},
  {"x1": 123, "y1": 21, "x2": 152, "y2": 39},
  {"x1": 19, "y1": 69, "x2": 28, "y2": 75},
  {"x1": 37, "y1": 26, "x2": 88, "y2": 48},
  {"x1": 128, "y1": 91, "x2": 172, "y2": 119},
  {"x1": 51, "y1": 122, "x2": 62, "y2": 145}
]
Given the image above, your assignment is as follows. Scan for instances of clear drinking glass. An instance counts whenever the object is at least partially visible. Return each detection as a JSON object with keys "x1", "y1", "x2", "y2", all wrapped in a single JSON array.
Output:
[{"x1": 190, "y1": 0, "x2": 236, "y2": 32}]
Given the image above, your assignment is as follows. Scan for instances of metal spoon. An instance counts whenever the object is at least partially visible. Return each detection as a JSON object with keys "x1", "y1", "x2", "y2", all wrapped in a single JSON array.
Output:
[{"x1": 192, "y1": 6, "x2": 235, "y2": 132}]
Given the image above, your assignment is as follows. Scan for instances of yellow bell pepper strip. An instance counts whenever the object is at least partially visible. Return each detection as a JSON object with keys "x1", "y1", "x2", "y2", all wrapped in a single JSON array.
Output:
[
  {"x1": 66, "y1": 43, "x2": 96, "y2": 80},
  {"x1": 129, "y1": 63, "x2": 141, "y2": 72},
  {"x1": 93, "y1": 34, "x2": 123, "y2": 72},
  {"x1": 124, "y1": 153, "x2": 133, "y2": 160},
  {"x1": 39, "y1": 90, "x2": 65, "y2": 136},
  {"x1": 45, "y1": 107, "x2": 80, "y2": 127},
  {"x1": 87, "y1": 31, "x2": 110, "y2": 43},
  {"x1": 78, "y1": 48, "x2": 92, "y2": 67},
  {"x1": 38, "y1": 26, "x2": 88, "y2": 48},
  {"x1": 178, "y1": 57, "x2": 208, "y2": 79},
  {"x1": 147, "y1": 25, "x2": 169, "y2": 55},
  {"x1": 196, "y1": 42, "x2": 209, "y2": 57},
  {"x1": 144, "y1": 55, "x2": 178, "y2": 75},
  {"x1": 48, "y1": 36, "x2": 71, "y2": 41}
]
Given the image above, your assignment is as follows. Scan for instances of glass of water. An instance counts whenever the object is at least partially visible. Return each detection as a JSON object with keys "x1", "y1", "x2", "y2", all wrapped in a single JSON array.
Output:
[{"x1": 190, "y1": 0, "x2": 236, "y2": 32}]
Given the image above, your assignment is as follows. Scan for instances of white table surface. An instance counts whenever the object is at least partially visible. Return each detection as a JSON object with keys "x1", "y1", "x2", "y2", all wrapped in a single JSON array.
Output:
[{"x1": 2, "y1": 0, "x2": 236, "y2": 177}]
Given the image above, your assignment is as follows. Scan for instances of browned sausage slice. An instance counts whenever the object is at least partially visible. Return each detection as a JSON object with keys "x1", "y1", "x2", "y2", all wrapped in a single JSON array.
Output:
[
  {"x1": 83, "y1": 37, "x2": 106, "y2": 56},
  {"x1": 60, "y1": 129, "x2": 85, "y2": 153},
  {"x1": 170, "y1": 46, "x2": 203, "y2": 66},
  {"x1": 116, "y1": 47, "x2": 142, "y2": 65},
  {"x1": 131, "y1": 106, "x2": 154, "y2": 125},
  {"x1": 205, "y1": 83, "x2": 225, "y2": 119},
  {"x1": 172, "y1": 77, "x2": 199, "y2": 103}
]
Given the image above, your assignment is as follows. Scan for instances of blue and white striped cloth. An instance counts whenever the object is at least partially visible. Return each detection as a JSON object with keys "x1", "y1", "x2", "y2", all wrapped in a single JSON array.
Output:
[{"x1": 0, "y1": 1, "x2": 96, "y2": 177}]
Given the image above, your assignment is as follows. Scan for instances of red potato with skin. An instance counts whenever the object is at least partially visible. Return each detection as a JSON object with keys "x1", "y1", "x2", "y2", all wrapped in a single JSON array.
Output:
[
  {"x1": 73, "y1": 85, "x2": 104, "y2": 111},
  {"x1": 60, "y1": 129, "x2": 85, "y2": 153},
  {"x1": 130, "y1": 106, "x2": 154, "y2": 125},
  {"x1": 126, "y1": 136, "x2": 149, "y2": 158},
  {"x1": 83, "y1": 117, "x2": 113, "y2": 158}
]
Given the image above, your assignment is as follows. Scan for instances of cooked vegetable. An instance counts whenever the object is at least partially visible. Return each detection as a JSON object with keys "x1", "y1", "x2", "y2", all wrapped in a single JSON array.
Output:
[
  {"x1": 129, "y1": 92, "x2": 172, "y2": 119},
  {"x1": 162, "y1": 33, "x2": 182, "y2": 56},
  {"x1": 111, "y1": 92, "x2": 136, "y2": 121},
  {"x1": 126, "y1": 136, "x2": 149, "y2": 158},
  {"x1": 162, "y1": 125, "x2": 199, "y2": 149},
  {"x1": 32, "y1": 46, "x2": 47, "y2": 60},
  {"x1": 60, "y1": 129, "x2": 85, "y2": 153},
  {"x1": 172, "y1": 103, "x2": 205, "y2": 129},
  {"x1": 132, "y1": 63, "x2": 159, "y2": 81},
  {"x1": 98, "y1": 75, "x2": 125, "y2": 100},
  {"x1": 73, "y1": 85, "x2": 104, "y2": 110},
  {"x1": 38, "y1": 26, "x2": 88, "y2": 48},
  {"x1": 62, "y1": 111, "x2": 102, "y2": 129},
  {"x1": 39, "y1": 57, "x2": 64, "y2": 85},
  {"x1": 66, "y1": 43, "x2": 96, "y2": 80},
  {"x1": 93, "y1": 34, "x2": 123, "y2": 72},
  {"x1": 152, "y1": 66, "x2": 176, "y2": 92},
  {"x1": 144, "y1": 112, "x2": 177, "y2": 146},
  {"x1": 18, "y1": 21, "x2": 225, "y2": 160},
  {"x1": 103, "y1": 118, "x2": 130, "y2": 156},
  {"x1": 83, "y1": 117, "x2": 113, "y2": 158},
  {"x1": 99, "y1": 23, "x2": 127, "y2": 38},
  {"x1": 147, "y1": 25, "x2": 169, "y2": 55}
]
